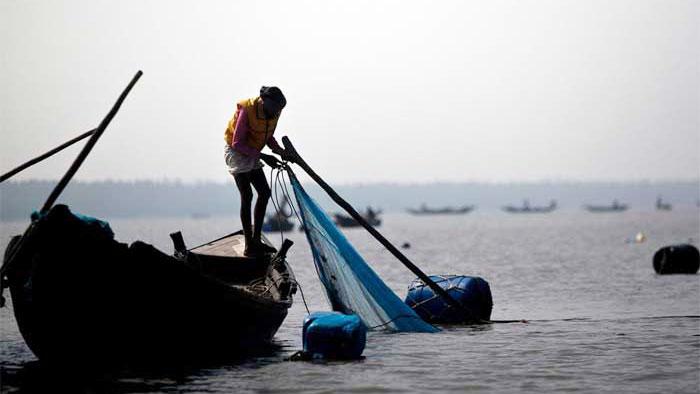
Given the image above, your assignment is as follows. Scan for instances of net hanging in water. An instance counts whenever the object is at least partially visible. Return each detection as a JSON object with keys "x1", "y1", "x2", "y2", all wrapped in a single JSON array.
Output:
[{"x1": 288, "y1": 171, "x2": 437, "y2": 333}]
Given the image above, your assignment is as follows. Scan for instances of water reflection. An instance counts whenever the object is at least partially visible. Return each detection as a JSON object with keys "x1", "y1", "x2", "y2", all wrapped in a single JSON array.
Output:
[{"x1": 1, "y1": 341, "x2": 288, "y2": 393}]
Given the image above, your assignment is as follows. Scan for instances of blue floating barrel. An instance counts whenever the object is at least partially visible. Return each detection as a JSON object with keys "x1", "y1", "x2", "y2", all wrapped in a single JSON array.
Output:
[
  {"x1": 653, "y1": 244, "x2": 699, "y2": 274},
  {"x1": 405, "y1": 275, "x2": 493, "y2": 323},
  {"x1": 302, "y1": 312, "x2": 367, "y2": 359}
]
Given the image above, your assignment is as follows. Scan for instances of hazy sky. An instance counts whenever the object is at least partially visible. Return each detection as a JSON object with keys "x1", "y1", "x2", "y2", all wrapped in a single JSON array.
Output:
[{"x1": 1, "y1": 0, "x2": 698, "y2": 184}]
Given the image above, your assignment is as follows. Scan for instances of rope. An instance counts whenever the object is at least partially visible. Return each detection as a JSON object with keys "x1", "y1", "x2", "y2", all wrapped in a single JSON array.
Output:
[
  {"x1": 270, "y1": 164, "x2": 441, "y2": 330},
  {"x1": 248, "y1": 269, "x2": 309, "y2": 314},
  {"x1": 368, "y1": 314, "x2": 434, "y2": 330},
  {"x1": 294, "y1": 279, "x2": 311, "y2": 315},
  {"x1": 276, "y1": 166, "x2": 334, "y2": 313},
  {"x1": 268, "y1": 166, "x2": 283, "y2": 244},
  {"x1": 273, "y1": 165, "x2": 427, "y2": 330},
  {"x1": 276, "y1": 166, "x2": 306, "y2": 229},
  {"x1": 267, "y1": 163, "x2": 312, "y2": 316}
]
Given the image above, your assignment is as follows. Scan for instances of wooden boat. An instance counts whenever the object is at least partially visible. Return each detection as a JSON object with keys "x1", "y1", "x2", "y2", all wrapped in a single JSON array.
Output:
[
  {"x1": 655, "y1": 196, "x2": 672, "y2": 211},
  {"x1": 584, "y1": 200, "x2": 628, "y2": 212},
  {"x1": 262, "y1": 196, "x2": 296, "y2": 232},
  {"x1": 502, "y1": 200, "x2": 557, "y2": 213},
  {"x1": 1, "y1": 204, "x2": 296, "y2": 365},
  {"x1": 334, "y1": 207, "x2": 381, "y2": 228},
  {"x1": 262, "y1": 214, "x2": 295, "y2": 232},
  {"x1": 190, "y1": 212, "x2": 211, "y2": 219},
  {"x1": 407, "y1": 204, "x2": 475, "y2": 215}
]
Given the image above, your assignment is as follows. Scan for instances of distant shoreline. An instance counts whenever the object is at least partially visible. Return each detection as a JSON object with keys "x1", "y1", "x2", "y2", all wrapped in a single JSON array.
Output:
[{"x1": 1, "y1": 179, "x2": 698, "y2": 220}]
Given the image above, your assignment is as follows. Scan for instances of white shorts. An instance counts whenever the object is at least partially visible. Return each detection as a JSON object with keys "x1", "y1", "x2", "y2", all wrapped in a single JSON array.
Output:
[{"x1": 224, "y1": 145, "x2": 263, "y2": 175}]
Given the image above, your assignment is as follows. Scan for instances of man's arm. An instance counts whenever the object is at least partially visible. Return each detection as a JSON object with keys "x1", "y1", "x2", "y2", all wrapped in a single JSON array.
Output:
[
  {"x1": 266, "y1": 136, "x2": 284, "y2": 156},
  {"x1": 232, "y1": 108, "x2": 261, "y2": 159},
  {"x1": 267, "y1": 136, "x2": 295, "y2": 162}
]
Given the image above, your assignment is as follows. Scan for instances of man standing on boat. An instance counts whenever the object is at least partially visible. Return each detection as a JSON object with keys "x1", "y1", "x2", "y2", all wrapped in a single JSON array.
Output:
[{"x1": 224, "y1": 86, "x2": 293, "y2": 257}]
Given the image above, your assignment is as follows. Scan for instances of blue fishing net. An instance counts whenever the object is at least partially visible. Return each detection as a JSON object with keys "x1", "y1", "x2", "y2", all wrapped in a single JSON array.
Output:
[{"x1": 288, "y1": 172, "x2": 437, "y2": 333}]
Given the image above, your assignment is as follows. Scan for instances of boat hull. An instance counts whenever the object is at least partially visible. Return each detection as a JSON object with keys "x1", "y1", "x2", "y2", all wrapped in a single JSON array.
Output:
[
  {"x1": 584, "y1": 205, "x2": 628, "y2": 212},
  {"x1": 333, "y1": 214, "x2": 381, "y2": 228},
  {"x1": 407, "y1": 206, "x2": 474, "y2": 215},
  {"x1": 3, "y1": 205, "x2": 293, "y2": 365}
]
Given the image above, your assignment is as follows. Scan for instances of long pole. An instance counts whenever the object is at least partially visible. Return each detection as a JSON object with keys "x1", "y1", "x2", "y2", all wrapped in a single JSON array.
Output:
[
  {"x1": 1, "y1": 70, "x2": 143, "y2": 281},
  {"x1": 0, "y1": 129, "x2": 96, "y2": 183},
  {"x1": 40, "y1": 71, "x2": 143, "y2": 213},
  {"x1": 281, "y1": 136, "x2": 480, "y2": 323}
]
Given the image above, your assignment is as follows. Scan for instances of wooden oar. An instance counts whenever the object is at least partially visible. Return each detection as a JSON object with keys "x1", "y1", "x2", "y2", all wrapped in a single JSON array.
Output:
[
  {"x1": 281, "y1": 136, "x2": 482, "y2": 323},
  {"x1": 0, "y1": 70, "x2": 143, "y2": 287},
  {"x1": 0, "y1": 129, "x2": 96, "y2": 183}
]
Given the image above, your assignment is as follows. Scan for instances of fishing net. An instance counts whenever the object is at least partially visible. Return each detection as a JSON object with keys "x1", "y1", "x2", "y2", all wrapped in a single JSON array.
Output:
[{"x1": 287, "y1": 171, "x2": 437, "y2": 332}]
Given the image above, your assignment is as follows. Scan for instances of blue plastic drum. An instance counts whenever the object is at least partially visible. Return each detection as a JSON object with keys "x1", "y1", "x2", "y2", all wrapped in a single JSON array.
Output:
[
  {"x1": 404, "y1": 275, "x2": 493, "y2": 323},
  {"x1": 302, "y1": 312, "x2": 367, "y2": 359}
]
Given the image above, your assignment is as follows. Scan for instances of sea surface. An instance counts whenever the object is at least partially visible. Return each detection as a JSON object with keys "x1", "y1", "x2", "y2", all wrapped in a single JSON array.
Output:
[{"x1": 1, "y1": 209, "x2": 699, "y2": 393}]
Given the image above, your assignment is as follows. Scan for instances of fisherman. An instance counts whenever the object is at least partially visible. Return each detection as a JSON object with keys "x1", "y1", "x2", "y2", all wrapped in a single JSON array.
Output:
[
  {"x1": 366, "y1": 206, "x2": 377, "y2": 221},
  {"x1": 224, "y1": 86, "x2": 294, "y2": 257}
]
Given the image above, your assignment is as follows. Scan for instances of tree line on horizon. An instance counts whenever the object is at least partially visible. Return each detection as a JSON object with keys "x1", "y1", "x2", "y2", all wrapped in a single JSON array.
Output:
[{"x1": 1, "y1": 179, "x2": 698, "y2": 221}]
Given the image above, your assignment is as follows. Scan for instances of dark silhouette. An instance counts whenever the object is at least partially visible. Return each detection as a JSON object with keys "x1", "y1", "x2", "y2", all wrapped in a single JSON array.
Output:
[
  {"x1": 407, "y1": 203, "x2": 475, "y2": 215},
  {"x1": 1, "y1": 205, "x2": 297, "y2": 365},
  {"x1": 656, "y1": 195, "x2": 672, "y2": 211},
  {"x1": 584, "y1": 199, "x2": 628, "y2": 212},
  {"x1": 502, "y1": 199, "x2": 557, "y2": 213},
  {"x1": 334, "y1": 206, "x2": 382, "y2": 227},
  {"x1": 262, "y1": 196, "x2": 295, "y2": 232}
]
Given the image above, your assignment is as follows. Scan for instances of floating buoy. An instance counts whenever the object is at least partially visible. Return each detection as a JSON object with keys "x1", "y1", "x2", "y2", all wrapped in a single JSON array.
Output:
[
  {"x1": 635, "y1": 232, "x2": 646, "y2": 243},
  {"x1": 653, "y1": 244, "x2": 699, "y2": 274},
  {"x1": 404, "y1": 275, "x2": 493, "y2": 323},
  {"x1": 300, "y1": 312, "x2": 367, "y2": 360}
]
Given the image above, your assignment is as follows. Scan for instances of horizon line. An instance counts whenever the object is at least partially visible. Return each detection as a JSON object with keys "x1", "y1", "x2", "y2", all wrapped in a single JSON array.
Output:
[{"x1": 2, "y1": 177, "x2": 699, "y2": 186}]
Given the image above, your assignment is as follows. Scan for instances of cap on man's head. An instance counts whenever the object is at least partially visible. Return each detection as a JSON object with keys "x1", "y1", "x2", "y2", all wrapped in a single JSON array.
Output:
[{"x1": 260, "y1": 86, "x2": 286, "y2": 109}]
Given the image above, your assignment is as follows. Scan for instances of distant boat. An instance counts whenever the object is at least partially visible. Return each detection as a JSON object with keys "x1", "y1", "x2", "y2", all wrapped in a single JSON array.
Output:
[
  {"x1": 655, "y1": 196, "x2": 672, "y2": 211},
  {"x1": 262, "y1": 216, "x2": 295, "y2": 232},
  {"x1": 263, "y1": 196, "x2": 295, "y2": 233},
  {"x1": 502, "y1": 200, "x2": 557, "y2": 213},
  {"x1": 334, "y1": 207, "x2": 382, "y2": 228},
  {"x1": 584, "y1": 200, "x2": 628, "y2": 212},
  {"x1": 190, "y1": 212, "x2": 210, "y2": 220},
  {"x1": 407, "y1": 204, "x2": 475, "y2": 215}
]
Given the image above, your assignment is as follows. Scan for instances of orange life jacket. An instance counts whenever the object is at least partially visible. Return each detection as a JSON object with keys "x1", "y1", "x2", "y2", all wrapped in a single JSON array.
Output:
[{"x1": 224, "y1": 97, "x2": 280, "y2": 149}]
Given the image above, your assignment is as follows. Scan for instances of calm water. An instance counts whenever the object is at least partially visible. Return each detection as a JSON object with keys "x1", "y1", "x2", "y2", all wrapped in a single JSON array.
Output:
[{"x1": 1, "y1": 209, "x2": 699, "y2": 393}]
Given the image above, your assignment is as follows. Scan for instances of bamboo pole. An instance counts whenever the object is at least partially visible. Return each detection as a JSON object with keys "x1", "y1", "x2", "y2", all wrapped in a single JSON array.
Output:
[
  {"x1": 0, "y1": 129, "x2": 96, "y2": 183},
  {"x1": 281, "y1": 136, "x2": 481, "y2": 323},
  {"x1": 1, "y1": 71, "x2": 143, "y2": 282},
  {"x1": 40, "y1": 71, "x2": 143, "y2": 213}
]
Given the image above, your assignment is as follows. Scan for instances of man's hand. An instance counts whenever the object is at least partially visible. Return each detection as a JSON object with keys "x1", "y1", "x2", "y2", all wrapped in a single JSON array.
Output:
[
  {"x1": 280, "y1": 149, "x2": 296, "y2": 163},
  {"x1": 260, "y1": 154, "x2": 281, "y2": 168}
]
